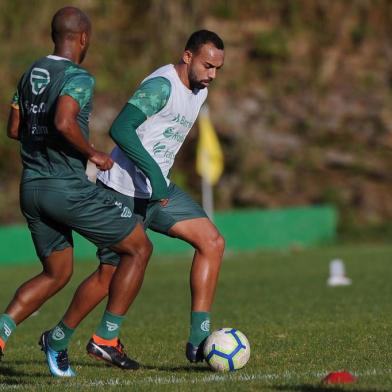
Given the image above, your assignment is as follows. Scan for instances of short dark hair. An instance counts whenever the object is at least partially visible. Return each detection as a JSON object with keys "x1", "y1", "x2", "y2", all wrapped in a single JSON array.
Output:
[
  {"x1": 185, "y1": 30, "x2": 224, "y2": 53},
  {"x1": 51, "y1": 6, "x2": 91, "y2": 43}
]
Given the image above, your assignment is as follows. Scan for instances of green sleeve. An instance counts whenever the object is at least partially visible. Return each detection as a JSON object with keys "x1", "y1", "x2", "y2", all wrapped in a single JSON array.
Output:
[
  {"x1": 110, "y1": 103, "x2": 169, "y2": 201},
  {"x1": 60, "y1": 73, "x2": 95, "y2": 109},
  {"x1": 128, "y1": 77, "x2": 171, "y2": 117},
  {"x1": 11, "y1": 91, "x2": 19, "y2": 108}
]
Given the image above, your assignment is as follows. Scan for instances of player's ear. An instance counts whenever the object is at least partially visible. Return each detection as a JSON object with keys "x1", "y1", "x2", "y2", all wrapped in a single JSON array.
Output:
[
  {"x1": 182, "y1": 50, "x2": 193, "y2": 65},
  {"x1": 80, "y1": 31, "x2": 88, "y2": 47}
]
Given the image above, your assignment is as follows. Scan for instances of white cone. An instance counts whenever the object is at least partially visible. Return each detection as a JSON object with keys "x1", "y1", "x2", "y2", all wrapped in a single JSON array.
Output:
[{"x1": 327, "y1": 259, "x2": 352, "y2": 286}]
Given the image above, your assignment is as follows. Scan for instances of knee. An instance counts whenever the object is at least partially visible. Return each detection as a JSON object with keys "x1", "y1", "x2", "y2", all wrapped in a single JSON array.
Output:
[
  {"x1": 215, "y1": 234, "x2": 225, "y2": 256},
  {"x1": 211, "y1": 233, "x2": 225, "y2": 259},
  {"x1": 55, "y1": 269, "x2": 73, "y2": 288},
  {"x1": 138, "y1": 238, "x2": 153, "y2": 263},
  {"x1": 97, "y1": 265, "x2": 116, "y2": 290},
  {"x1": 122, "y1": 237, "x2": 152, "y2": 267},
  {"x1": 45, "y1": 265, "x2": 73, "y2": 289},
  {"x1": 198, "y1": 231, "x2": 225, "y2": 258}
]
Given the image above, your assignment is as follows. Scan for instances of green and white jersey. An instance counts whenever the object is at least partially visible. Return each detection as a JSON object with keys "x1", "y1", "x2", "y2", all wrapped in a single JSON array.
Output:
[
  {"x1": 98, "y1": 64, "x2": 207, "y2": 198},
  {"x1": 13, "y1": 55, "x2": 95, "y2": 186}
]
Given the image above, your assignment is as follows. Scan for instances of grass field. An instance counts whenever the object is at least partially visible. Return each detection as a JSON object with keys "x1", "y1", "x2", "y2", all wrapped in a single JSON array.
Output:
[{"x1": 1, "y1": 244, "x2": 392, "y2": 391}]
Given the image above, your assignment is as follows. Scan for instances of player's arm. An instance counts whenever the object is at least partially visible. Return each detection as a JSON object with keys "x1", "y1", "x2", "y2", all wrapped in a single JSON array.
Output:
[
  {"x1": 56, "y1": 74, "x2": 113, "y2": 170},
  {"x1": 7, "y1": 91, "x2": 21, "y2": 140},
  {"x1": 7, "y1": 108, "x2": 20, "y2": 140},
  {"x1": 110, "y1": 77, "x2": 171, "y2": 202}
]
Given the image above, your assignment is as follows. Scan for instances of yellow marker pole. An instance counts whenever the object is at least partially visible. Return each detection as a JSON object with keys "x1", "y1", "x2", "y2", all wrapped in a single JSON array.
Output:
[{"x1": 196, "y1": 104, "x2": 224, "y2": 220}]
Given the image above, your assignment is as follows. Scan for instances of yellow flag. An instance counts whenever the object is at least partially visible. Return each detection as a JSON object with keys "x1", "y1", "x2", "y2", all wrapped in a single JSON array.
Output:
[{"x1": 196, "y1": 106, "x2": 224, "y2": 185}]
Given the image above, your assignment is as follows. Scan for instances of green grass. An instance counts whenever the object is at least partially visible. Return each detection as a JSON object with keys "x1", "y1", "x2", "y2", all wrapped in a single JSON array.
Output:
[{"x1": 1, "y1": 244, "x2": 392, "y2": 391}]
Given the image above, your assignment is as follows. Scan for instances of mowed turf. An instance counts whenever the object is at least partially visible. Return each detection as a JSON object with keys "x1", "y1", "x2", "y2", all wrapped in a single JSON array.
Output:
[{"x1": 1, "y1": 244, "x2": 392, "y2": 391}]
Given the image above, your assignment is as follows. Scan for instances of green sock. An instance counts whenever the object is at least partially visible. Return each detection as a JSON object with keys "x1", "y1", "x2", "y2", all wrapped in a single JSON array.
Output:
[
  {"x1": 48, "y1": 320, "x2": 75, "y2": 351},
  {"x1": 189, "y1": 311, "x2": 210, "y2": 346},
  {"x1": 0, "y1": 314, "x2": 16, "y2": 344},
  {"x1": 95, "y1": 311, "x2": 124, "y2": 340}
]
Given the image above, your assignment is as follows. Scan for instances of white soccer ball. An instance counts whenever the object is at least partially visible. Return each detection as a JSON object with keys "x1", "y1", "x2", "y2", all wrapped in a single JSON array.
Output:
[{"x1": 203, "y1": 328, "x2": 250, "y2": 372}]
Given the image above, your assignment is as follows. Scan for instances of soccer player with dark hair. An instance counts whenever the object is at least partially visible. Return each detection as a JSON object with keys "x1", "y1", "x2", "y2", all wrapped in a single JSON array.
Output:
[
  {"x1": 43, "y1": 29, "x2": 226, "y2": 370},
  {"x1": 0, "y1": 7, "x2": 154, "y2": 377}
]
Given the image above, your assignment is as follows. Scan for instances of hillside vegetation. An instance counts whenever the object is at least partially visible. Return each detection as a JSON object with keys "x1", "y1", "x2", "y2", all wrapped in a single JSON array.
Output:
[{"x1": 1, "y1": 0, "x2": 392, "y2": 237}]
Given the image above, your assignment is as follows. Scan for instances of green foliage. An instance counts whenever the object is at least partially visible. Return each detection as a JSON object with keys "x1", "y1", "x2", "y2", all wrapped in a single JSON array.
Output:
[
  {"x1": 1, "y1": 0, "x2": 392, "y2": 235},
  {"x1": 211, "y1": 2, "x2": 234, "y2": 19},
  {"x1": 351, "y1": 24, "x2": 368, "y2": 47},
  {"x1": 251, "y1": 29, "x2": 289, "y2": 61}
]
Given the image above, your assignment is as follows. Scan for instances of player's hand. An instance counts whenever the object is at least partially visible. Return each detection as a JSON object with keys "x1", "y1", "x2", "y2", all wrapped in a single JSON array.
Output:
[
  {"x1": 159, "y1": 198, "x2": 169, "y2": 207},
  {"x1": 90, "y1": 151, "x2": 114, "y2": 171}
]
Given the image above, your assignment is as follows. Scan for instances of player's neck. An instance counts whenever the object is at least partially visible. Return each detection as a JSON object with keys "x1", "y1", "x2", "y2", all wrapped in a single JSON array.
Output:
[
  {"x1": 53, "y1": 45, "x2": 81, "y2": 64},
  {"x1": 174, "y1": 63, "x2": 191, "y2": 90}
]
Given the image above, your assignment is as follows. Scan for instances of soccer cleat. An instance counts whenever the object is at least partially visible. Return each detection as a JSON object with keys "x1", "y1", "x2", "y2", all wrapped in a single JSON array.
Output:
[
  {"x1": 0, "y1": 347, "x2": 3, "y2": 361},
  {"x1": 86, "y1": 338, "x2": 139, "y2": 370},
  {"x1": 39, "y1": 331, "x2": 76, "y2": 377},
  {"x1": 186, "y1": 341, "x2": 205, "y2": 363}
]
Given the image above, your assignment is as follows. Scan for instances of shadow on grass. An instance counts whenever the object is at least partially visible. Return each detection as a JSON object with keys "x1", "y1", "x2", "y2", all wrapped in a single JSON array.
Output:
[
  {"x1": 0, "y1": 364, "x2": 48, "y2": 380},
  {"x1": 141, "y1": 364, "x2": 211, "y2": 373},
  {"x1": 67, "y1": 360, "x2": 211, "y2": 373},
  {"x1": 1, "y1": 360, "x2": 211, "y2": 375},
  {"x1": 4, "y1": 359, "x2": 39, "y2": 365},
  {"x1": 272, "y1": 384, "x2": 387, "y2": 392}
]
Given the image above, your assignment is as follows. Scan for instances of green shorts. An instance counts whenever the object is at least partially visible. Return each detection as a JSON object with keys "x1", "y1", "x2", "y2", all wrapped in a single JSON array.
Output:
[
  {"x1": 99, "y1": 183, "x2": 207, "y2": 266},
  {"x1": 149, "y1": 183, "x2": 207, "y2": 235},
  {"x1": 20, "y1": 179, "x2": 140, "y2": 261}
]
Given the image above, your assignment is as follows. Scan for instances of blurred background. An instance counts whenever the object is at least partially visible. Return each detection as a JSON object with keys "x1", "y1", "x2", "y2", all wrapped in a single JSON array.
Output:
[{"x1": 1, "y1": 0, "x2": 392, "y2": 243}]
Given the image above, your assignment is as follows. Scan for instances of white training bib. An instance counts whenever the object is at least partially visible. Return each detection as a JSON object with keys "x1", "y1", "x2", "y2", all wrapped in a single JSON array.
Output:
[{"x1": 98, "y1": 64, "x2": 207, "y2": 198}]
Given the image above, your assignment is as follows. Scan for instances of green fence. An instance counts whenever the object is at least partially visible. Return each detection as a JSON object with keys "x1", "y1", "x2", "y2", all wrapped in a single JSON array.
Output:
[{"x1": 0, "y1": 206, "x2": 337, "y2": 265}]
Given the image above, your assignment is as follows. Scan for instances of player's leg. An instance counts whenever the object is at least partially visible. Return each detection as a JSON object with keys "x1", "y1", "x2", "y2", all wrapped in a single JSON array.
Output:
[
  {"x1": 62, "y1": 262, "x2": 116, "y2": 328},
  {"x1": 86, "y1": 223, "x2": 152, "y2": 369},
  {"x1": 0, "y1": 248, "x2": 73, "y2": 358},
  {"x1": 54, "y1": 202, "x2": 155, "y2": 370},
  {"x1": 0, "y1": 187, "x2": 74, "y2": 368},
  {"x1": 4, "y1": 247, "x2": 74, "y2": 324},
  {"x1": 39, "y1": 183, "x2": 151, "y2": 371},
  {"x1": 45, "y1": 183, "x2": 131, "y2": 348},
  {"x1": 46, "y1": 250, "x2": 118, "y2": 361},
  {"x1": 51, "y1": 185, "x2": 151, "y2": 333},
  {"x1": 148, "y1": 184, "x2": 225, "y2": 362},
  {"x1": 170, "y1": 217, "x2": 224, "y2": 311},
  {"x1": 169, "y1": 218, "x2": 225, "y2": 361}
]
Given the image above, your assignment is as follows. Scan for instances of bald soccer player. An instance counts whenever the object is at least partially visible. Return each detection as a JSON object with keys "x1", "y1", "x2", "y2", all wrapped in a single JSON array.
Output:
[{"x1": 0, "y1": 7, "x2": 154, "y2": 377}]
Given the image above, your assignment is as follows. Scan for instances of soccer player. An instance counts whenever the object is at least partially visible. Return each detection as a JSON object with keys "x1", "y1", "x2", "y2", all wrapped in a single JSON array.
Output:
[
  {"x1": 0, "y1": 7, "x2": 154, "y2": 377},
  {"x1": 46, "y1": 30, "x2": 225, "y2": 369}
]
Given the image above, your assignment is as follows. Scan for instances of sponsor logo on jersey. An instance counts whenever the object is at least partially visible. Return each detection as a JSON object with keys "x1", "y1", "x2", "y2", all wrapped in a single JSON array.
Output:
[
  {"x1": 121, "y1": 206, "x2": 132, "y2": 218},
  {"x1": 25, "y1": 101, "x2": 46, "y2": 114},
  {"x1": 105, "y1": 321, "x2": 119, "y2": 332},
  {"x1": 200, "y1": 320, "x2": 210, "y2": 332},
  {"x1": 153, "y1": 142, "x2": 166, "y2": 155},
  {"x1": 163, "y1": 127, "x2": 175, "y2": 138},
  {"x1": 163, "y1": 127, "x2": 185, "y2": 143},
  {"x1": 172, "y1": 113, "x2": 193, "y2": 129},
  {"x1": 3, "y1": 324, "x2": 12, "y2": 337},
  {"x1": 31, "y1": 125, "x2": 48, "y2": 136},
  {"x1": 163, "y1": 150, "x2": 175, "y2": 160},
  {"x1": 152, "y1": 141, "x2": 175, "y2": 163},
  {"x1": 30, "y1": 68, "x2": 50, "y2": 95},
  {"x1": 51, "y1": 326, "x2": 65, "y2": 341}
]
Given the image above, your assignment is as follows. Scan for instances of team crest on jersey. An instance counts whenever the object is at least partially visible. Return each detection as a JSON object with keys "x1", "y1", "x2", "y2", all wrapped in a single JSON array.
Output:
[{"x1": 30, "y1": 68, "x2": 50, "y2": 95}]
